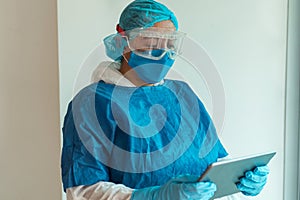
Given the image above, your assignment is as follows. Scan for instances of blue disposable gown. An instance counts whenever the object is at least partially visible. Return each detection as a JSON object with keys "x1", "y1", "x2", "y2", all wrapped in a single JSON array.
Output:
[{"x1": 61, "y1": 79, "x2": 228, "y2": 191}]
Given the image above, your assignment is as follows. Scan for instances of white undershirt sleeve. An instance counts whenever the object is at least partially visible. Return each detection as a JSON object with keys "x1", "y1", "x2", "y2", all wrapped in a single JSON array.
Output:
[{"x1": 66, "y1": 181, "x2": 133, "y2": 200}]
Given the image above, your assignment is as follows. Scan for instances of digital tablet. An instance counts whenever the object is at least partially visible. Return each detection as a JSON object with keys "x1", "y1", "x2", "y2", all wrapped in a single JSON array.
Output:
[{"x1": 198, "y1": 151, "x2": 276, "y2": 199}]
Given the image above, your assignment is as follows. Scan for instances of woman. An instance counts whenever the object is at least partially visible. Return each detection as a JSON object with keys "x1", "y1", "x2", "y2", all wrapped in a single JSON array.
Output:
[{"x1": 61, "y1": 1, "x2": 269, "y2": 199}]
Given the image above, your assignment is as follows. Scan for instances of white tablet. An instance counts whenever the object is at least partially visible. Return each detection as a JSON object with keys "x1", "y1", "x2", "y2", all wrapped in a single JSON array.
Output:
[{"x1": 198, "y1": 151, "x2": 276, "y2": 199}]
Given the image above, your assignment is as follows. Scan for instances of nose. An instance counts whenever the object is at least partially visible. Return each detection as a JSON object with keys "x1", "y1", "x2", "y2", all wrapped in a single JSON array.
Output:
[{"x1": 157, "y1": 38, "x2": 168, "y2": 49}]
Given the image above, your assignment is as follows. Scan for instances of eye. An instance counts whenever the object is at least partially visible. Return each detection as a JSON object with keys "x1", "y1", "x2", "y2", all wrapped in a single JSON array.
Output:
[
  {"x1": 143, "y1": 37, "x2": 158, "y2": 47},
  {"x1": 167, "y1": 40, "x2": 175, "y2": 50}
]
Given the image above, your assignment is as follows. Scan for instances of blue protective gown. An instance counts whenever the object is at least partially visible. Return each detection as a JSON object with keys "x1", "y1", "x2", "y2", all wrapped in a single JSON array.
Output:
[{"x1": 61, "y1": 79, "x2": 227, "y2": 191}]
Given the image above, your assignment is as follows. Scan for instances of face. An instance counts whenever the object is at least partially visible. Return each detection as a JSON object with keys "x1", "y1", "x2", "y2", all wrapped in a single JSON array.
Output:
[
  {"x1": 119, "y1": 20, "x2": 178, "y2": 86},
  {"x1": 122, "y1": 20, "x2": 176, "y2": 60},
  {"x1": 153, "y1": 20, "x2": 176, "y2": 30}
]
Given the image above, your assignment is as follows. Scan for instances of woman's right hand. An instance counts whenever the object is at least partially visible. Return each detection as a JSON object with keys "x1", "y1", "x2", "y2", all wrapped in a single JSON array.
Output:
[{"x1": 131, "y1": 175, "x2": 216, "y2": 200}]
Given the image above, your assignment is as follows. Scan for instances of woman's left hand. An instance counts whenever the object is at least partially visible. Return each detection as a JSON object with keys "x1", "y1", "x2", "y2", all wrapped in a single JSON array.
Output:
[{"x1": 236, "y1": 165, "x2": 270, "y2": 196}]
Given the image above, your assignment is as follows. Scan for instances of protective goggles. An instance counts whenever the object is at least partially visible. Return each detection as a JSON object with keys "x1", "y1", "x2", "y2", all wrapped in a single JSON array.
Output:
[{"x1": 122, "y1": 27, "x2": 186, "y2": 60}]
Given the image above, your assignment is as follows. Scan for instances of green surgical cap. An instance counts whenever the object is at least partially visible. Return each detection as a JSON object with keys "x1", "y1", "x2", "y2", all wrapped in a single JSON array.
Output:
[{"x1": 119, "y1": 0, "x2": 178, "y2": 30}]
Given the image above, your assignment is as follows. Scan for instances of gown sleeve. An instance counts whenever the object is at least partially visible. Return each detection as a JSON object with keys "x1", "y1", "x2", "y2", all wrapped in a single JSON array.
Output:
[
  {"x1": 61, "y1": 89, "x2": 111, "y2": 191},
  {"x1": 196, "y1": 91, "x2": 228, "y2": 160}
]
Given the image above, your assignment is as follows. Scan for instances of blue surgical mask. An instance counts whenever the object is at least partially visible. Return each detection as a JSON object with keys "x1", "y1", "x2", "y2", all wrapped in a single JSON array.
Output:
[{"x1": 128, "y1": 50, "x2": 175, "y2": 84}]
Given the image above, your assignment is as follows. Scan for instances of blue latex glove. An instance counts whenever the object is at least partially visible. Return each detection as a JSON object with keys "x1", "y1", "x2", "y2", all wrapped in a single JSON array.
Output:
[
  {"x1": 237, "y1": 165, "x2": 270, "y2": 196},
  {"x1": 131, "y1": 175, "x2": 217, "y2": 200}
]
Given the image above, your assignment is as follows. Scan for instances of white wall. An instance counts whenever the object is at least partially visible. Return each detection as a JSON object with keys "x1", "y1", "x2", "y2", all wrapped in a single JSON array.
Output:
[
  {"x1": 0, "y1": 0, "x2": 61, "y2": 199},
  {"x1": 58, "y1": 0, "x2": 294, "y2": 199}
]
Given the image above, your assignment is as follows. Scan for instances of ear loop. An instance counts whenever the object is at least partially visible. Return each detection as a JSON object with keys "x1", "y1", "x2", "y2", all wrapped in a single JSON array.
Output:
[{"x1": 121, "y1": 46, "x2": 130, "y2": 64}]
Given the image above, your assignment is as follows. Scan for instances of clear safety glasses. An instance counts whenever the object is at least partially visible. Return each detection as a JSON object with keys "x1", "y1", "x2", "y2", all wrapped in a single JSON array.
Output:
[{"x1": 123, "y1": 27, "x2": 186, "y2": 60}]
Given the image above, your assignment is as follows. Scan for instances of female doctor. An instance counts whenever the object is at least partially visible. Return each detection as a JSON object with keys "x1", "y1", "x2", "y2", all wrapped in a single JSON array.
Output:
[{"x1": 61, "y1": 0, "x2": 270, "y2": 199}]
